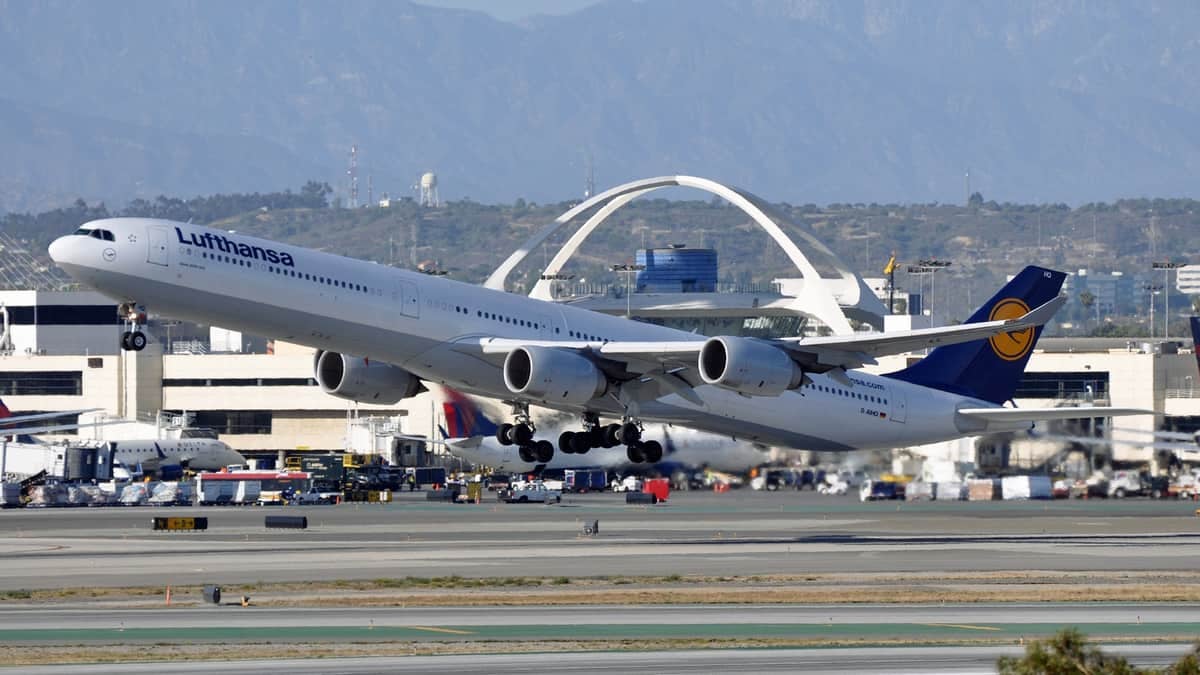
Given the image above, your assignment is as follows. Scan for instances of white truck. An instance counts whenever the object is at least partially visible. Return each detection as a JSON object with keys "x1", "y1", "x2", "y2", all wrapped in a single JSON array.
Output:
[{"x1": 497, "y1": 481, "x2": 562, "y2": 504}]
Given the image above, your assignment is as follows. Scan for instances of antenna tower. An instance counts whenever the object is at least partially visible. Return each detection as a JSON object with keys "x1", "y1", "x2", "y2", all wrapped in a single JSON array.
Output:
[{"x1": 347, "y1": 145, "x2": 359, "y2": 208}]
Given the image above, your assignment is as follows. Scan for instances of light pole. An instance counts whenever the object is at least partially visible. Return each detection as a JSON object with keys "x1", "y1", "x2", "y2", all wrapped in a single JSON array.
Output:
[
  {"x1": 910, "y1": 259, "x2": 952, "y2": 327},
  {"x1": 1152, "y1": 261, "x2": 1184, "y2": 339},
  {"x1": 610, "y1": 263, "x2": 645, "y2": 318},
  {"x1": 1144, "y1": 284, "x2": 1162, "y2": 338},
  {"x1": 540, "y1": 273, "x2": 574, "y2": 301}
]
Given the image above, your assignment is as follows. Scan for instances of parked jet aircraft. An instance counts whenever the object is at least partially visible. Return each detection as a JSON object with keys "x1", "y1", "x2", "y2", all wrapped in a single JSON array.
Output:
[
  {"x1": 432, "y1": 386, "x2": 766, "y2": 473},
  {"x1": 49, "y1": 218, "x2": 1148, "y2": 465}
]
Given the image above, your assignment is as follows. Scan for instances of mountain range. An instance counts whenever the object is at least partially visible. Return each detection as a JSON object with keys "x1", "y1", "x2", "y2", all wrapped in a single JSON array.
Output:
[{"x1": 2, "y1": 0, "x2": 1199, "y2": 211}]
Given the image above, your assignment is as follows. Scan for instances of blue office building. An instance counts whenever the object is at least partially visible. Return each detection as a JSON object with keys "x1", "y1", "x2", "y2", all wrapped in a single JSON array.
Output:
[{"x1": 635, "y1": 246, "x2": 717, "y2": 293}]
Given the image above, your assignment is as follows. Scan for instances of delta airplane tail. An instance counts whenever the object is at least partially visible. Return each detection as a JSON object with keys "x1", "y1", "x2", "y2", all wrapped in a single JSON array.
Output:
[
  {"x1": 440, "y1": 387, "x2": 500, "y2": 441},
  {"x1": 887, "y1": 265, "x2": 1066, "y2": 404}
]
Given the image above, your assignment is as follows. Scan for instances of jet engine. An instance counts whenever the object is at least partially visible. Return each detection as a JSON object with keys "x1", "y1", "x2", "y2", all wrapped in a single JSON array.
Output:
[
  {"x1": 503, "y1": 346, "x2": 607, "y2": 406},
  {"x1": 698, "y1": 336, "x2": 804, "y2": 396},
  {"x1": 314, "y1": 350, "x2": 422, "y2": 404}
]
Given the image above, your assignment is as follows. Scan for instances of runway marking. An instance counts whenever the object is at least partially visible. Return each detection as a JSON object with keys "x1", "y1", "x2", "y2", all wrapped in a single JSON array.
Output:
[
  {"x1": 922, "y1": 623, "x2": 1002, "y2": 632},
  {"x1": 407, "y1": 625, "x2": 474, "y2": 635}
]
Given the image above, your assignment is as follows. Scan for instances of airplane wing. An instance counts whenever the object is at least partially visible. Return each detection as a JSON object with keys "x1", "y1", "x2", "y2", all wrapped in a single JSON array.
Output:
[
  {"x1": 477, "y1": 295, "x2": 1067, "y2": 377},
  {"x1": 0, "y1": 408, "x2": 103, "y2": 426},
  {"x1": 0, "y1": 418, "x2": 125, "y2": 437}
]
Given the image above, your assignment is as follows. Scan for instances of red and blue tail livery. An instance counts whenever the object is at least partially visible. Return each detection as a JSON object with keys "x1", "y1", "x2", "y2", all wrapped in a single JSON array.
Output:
[{"x1": 441, "y1": 387, "x2": 499, "y2": 440}]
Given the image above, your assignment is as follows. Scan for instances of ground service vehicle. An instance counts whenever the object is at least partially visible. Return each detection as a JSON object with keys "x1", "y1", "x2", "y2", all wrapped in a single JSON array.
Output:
[{"x1": 498, "y1": 481, "x2": 562, "y2": 503}]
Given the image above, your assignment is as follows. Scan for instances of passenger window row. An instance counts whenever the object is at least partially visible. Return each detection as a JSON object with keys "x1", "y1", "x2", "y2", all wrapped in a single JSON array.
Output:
[
  {"x1": 807, "y1": 383, "x2": 887, "y2": 405},
  {"x1": 568, "y1": 330, "x2": 606, "y2": 342},
  {"x1": 199, "y1": 251, "x2": 378, "y2": 295},
  {"x1": 470, "y1": 308, "x2": 561, "y2": 333}
]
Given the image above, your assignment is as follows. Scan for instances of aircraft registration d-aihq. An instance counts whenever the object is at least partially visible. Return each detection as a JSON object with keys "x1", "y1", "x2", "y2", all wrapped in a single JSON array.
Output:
[{"x1": 49, "y1": 218, "x2": 1148, "y2": 465}]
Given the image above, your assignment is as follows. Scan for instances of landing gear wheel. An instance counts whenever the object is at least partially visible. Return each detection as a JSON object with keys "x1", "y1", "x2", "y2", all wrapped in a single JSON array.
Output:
[
  {"x1": 619, "y1": 422, "x2": 641, "y2": 446},
  {"x1": 641, "y1": 439, "x2": 663, "y2": 464},
  {"x1": 534, "y1": 440, "x2": 554, "y2": 463},
  {"x1": 570, "y1": 433, "x2": 592, "y2": 455},
  {"x1": 588, "y1": 426, "x2": 605, "y2": 448},
  {"x1": 558, "y1": 431, "x2": 576, "y2": 454},
  {"x1": 518, "y1": 445, "x2": 535, "y2": 463},
  {"x1": 626, "y1": 443, "x2": 646, "y2": 463},
  {"x1": 603, "y1": 424, "x2": 622, "y2": 448},
  {"x1": 513, "y1": 423, "x2": 534, "y2": 446},
  {"x1": 497, "y1": 423, "x2": 515, "y2": 446},
  {"x1": 129, "y1": 331, "x2": 147, "y2": 351},
  {"x1": 120, "y1": 331, "x2": 133, "y2": 351}
]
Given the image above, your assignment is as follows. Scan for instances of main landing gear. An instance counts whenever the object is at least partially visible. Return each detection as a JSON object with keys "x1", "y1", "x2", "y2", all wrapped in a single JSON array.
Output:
[
  {"x1": 495, "y1": 403, "x2": 555, "y2": 464},
  {"x1": 558, "y1": 415, "x2": 663, "y2": 464},
  {"x1": 119, "y1": 302, "x2": 148, "y2": 352}
]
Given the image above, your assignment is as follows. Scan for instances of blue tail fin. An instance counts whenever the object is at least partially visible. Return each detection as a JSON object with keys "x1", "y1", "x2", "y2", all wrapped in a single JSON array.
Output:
[
  {"x1": 885, "y1": 265, "x2": 1066, "y2": 404},
  {"x1": 440, "y1": 387, "x2": 500, "y2": 440}
]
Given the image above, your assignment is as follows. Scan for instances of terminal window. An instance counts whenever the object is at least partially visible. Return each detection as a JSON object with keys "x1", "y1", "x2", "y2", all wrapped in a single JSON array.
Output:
[
  {"x1": 190, "y1": 410, "x2": 272, "y2": 435},
  {"x1": 0, "y1": 371, "x2": 83, "y2": 396},
  {"x1": 1014, "y1": 371, "x2": 1109, "y2": 400}
]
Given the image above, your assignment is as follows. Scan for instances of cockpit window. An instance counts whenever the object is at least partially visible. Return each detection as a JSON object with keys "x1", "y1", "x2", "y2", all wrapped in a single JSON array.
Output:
[{"x1": 76, "y1": 228, "x2": 115, "y2": 241}]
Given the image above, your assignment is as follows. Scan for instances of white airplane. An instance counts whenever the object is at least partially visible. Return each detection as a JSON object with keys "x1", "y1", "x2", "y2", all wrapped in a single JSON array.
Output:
[
  {"x1": 432, "y1": 385, "x2": 766, "y2": 473},
  {"x1": 100, "y1": 438, "x2": 247, "y2": 478},
  {"x1": 48, "y1": 218, "x2": 1148, "y2": 465}
]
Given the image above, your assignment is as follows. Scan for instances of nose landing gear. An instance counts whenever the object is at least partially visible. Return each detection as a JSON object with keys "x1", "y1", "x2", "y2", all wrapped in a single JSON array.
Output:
[{"x1": 119, "y1": 302, "x2": 149, "y2": 352}]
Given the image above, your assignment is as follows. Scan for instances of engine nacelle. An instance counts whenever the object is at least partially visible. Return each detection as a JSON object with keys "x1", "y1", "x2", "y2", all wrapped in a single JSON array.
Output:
[
  {"x1": 314, "y1": 350, "x2": 422, "y2": 404},
  {"x1": 503, "y1": 346, "x2": 607, "y2": 406},
  {"x1": 698, "y1": 336, "x2": 804, "y2": 396}
]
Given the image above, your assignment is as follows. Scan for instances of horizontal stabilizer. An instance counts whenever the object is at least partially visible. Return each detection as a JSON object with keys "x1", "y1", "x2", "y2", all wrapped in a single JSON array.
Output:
[
  {"x1": 958, "y1": 407, "x2": 1151, "y2": 422},
  {"x1": 956, "y1": 406, "x2": 1151, "y2": 432}
]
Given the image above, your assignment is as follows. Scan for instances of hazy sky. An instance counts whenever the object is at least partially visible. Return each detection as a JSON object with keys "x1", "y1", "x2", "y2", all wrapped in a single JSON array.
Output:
[{"x1": 413, "y1": 0, "x2": 602, "y2": 22}]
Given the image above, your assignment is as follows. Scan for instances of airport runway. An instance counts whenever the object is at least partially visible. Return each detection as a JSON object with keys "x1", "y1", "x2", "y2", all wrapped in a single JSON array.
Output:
[
  {"x1": 0, "y1": 491, "x2": 1198, "y2": 589},
  {"x1": 8, "y1": 645, "x2": 1194, "y2": 674},
  {"x1": 6, "y1": 603, "x2": 1200, "y2": 628},
  {"x1": 2, "y1": 492, "x2": 1199, "y2": 671}
]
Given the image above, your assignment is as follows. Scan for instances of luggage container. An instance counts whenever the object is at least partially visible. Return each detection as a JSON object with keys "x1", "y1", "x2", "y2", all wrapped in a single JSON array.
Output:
[
  {"x1": 935, "y1": 481, "x2": 964, "y2": 501},
  {"x1": 643, "y1": 478, "x2": 670, "y2": 503},
  {"x1": 967, "y1": 479, "x2": 996, "y2": 501}
]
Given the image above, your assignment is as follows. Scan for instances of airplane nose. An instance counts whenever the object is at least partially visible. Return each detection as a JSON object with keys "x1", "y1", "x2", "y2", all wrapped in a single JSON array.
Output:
[{"x1": 48, "y1": 236, "x2": 69, "y2": 263}]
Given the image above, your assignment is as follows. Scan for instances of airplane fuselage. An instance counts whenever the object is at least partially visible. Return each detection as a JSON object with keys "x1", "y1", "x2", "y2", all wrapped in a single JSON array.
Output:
[{"x1": 50, "y1": 218, "x2": 1015, "y2": 451}]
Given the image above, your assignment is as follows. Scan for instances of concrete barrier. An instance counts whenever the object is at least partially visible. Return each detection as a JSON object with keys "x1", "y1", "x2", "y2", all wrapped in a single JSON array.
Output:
[{"x1": 264, "y1": 515, "x2": 308, "y2": 529}]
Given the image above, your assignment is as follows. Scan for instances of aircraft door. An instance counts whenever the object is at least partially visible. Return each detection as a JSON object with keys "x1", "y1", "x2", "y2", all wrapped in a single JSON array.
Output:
[
  {"x1": 535, "y1": 315, "x2": 553, "y2": 339},
  {"x1": 147, "y1": 226, "x2": 169, "y2": 266},
  {"x1": 398, "y1": 280, "x2": 420, "y2": 318},
  {"x1": 888, "y1": 386, "x2": 907, "y2": 423}
]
